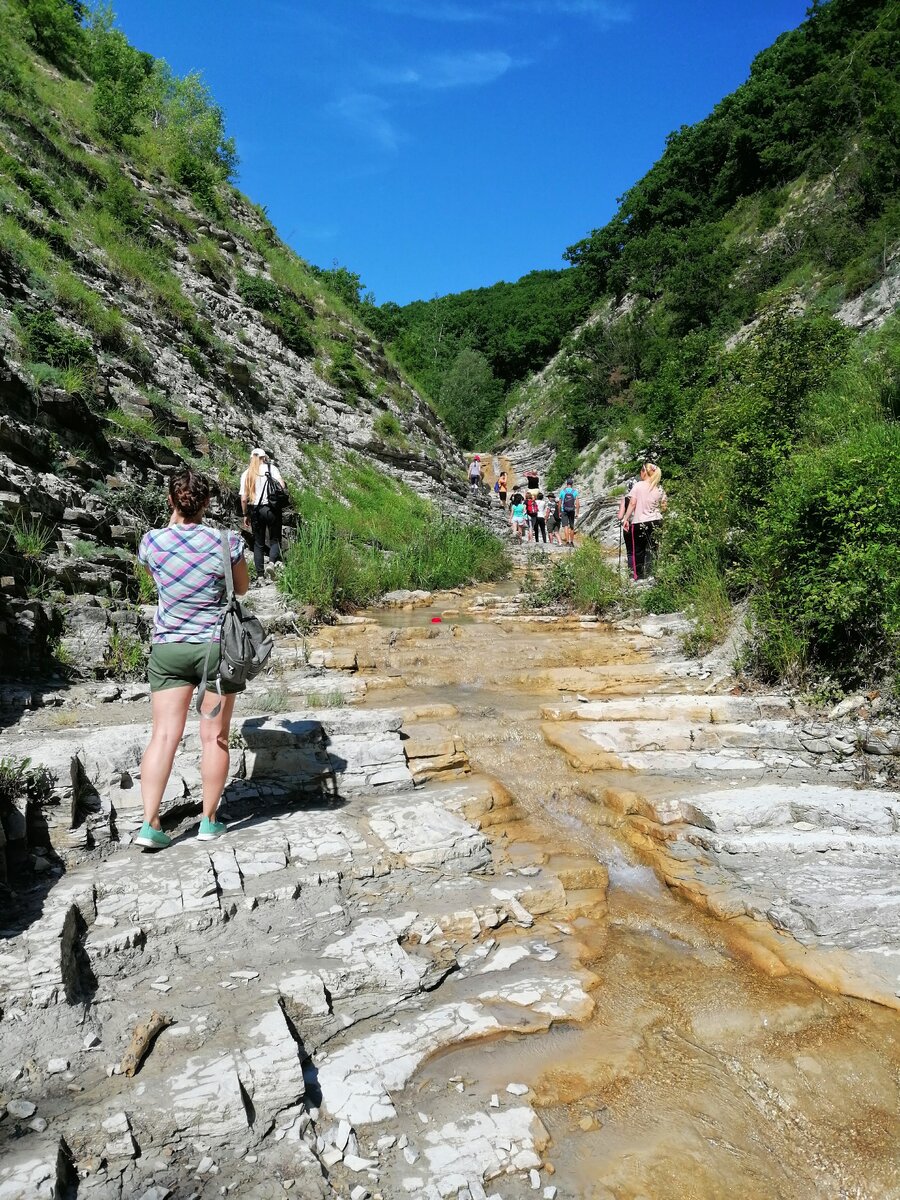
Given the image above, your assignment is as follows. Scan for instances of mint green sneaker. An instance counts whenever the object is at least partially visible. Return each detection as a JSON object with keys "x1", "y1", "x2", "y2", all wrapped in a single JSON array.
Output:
[
  {"x1": 135, "y1": 822, "x2": 172, "y2": 851},
  {"x1": 197, "y1": 816, "x2": 228, "y2": 841}
]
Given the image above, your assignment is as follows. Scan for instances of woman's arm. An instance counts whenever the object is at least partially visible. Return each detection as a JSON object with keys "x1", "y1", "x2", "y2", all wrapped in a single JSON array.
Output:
[{"x1": 232, "y1": 557, "x2": 250, "y2": 596}]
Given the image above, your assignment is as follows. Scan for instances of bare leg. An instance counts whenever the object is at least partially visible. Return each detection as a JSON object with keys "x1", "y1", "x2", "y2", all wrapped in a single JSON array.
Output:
[
  {"x1": 141, "y1": 686, "x2": 193, "y2": 828},
  {"x1": 198, "y1": 691, "x2": 237, "y2": 819}
]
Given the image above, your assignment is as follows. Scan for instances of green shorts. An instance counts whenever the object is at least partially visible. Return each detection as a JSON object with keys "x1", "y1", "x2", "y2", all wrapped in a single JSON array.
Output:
[{"x1": 148, "y1": 641, "x2": 243, "y2": 694}]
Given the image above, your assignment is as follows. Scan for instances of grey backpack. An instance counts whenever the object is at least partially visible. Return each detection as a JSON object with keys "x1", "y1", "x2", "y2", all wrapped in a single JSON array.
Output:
[{"x1": 197, "y1": 532, "x2": 275, "y2": 717}]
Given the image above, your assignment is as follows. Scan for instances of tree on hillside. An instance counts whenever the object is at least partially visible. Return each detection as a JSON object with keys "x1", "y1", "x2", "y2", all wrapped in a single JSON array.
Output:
[
  {"x1": 18, "y1": 0, "x2": 85, "y2": 67},
  {"x1": 89, "y1": 5, "x2": 155, "y2": 143},
  {"x1": 439, "y1": 348, "x2": 502, "y2": 448}
]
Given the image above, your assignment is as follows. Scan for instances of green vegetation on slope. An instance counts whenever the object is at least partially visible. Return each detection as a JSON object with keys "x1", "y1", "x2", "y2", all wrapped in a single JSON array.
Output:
[
  {"x1": 519, "y1": 0, "x2": 898, "y2": 693},
  {"x1": 554, "y1": 0, "x2": 899, "y2": 455},
  {"x1": 279, "y1": 455, "x2": 510, "y2": 613},
  {"x1": 638, "y1": 307, "x2": 900, "y2": 689}
]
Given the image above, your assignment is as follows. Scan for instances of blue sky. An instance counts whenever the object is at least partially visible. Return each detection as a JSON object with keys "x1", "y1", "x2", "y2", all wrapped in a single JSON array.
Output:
[{"x1": 112, "y1": 0, "x2": 811, "y2": 305}]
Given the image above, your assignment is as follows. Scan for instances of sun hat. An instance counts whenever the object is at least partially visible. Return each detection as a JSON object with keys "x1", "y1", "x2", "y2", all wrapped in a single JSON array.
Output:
[{"x1": 251, "y1": 447, "x2": 268, "y2": 458}]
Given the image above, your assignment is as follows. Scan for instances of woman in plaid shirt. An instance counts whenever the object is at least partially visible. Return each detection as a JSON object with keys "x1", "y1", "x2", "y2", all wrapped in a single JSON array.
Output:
[{"x1": 134, "y1": 468, "x2": 249, "y2": 850}]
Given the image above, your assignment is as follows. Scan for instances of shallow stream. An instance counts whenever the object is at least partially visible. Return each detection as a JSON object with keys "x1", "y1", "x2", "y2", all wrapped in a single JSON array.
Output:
[{"x1": 356, "y1": 591, "x2": 900, "y2": 1200}]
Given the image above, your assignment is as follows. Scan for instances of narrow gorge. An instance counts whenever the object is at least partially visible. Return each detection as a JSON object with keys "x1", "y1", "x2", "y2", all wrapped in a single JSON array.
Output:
[{"x1": 1, "y1": 0, "x2": 899, "y2": 1197}]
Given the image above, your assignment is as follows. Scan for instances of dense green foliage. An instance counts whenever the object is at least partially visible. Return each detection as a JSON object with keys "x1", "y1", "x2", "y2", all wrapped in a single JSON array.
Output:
[
  {"x1": 237, "y1": 270, "x2": 314, "y2": 358},
  {"x1": 361, "y1": 269, "x2": 591, "y2": 444},
  {"x1": 640, "y1": 311, "x2": 900, "y2": 688},
  {"x1": 552, "y1": 0, "x2": 899, "y2": 456},
  {"x1": 279, "y1": 456, "x2": 509, "y2": 613},
  {"x1": 525, "y1": 541, "x2": 621, "y2": 616}
]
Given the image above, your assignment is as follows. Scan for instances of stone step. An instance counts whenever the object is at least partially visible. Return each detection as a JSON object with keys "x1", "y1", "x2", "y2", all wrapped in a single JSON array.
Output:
[
  {"x1": 542, "y1": 694, "x2": 797, "y2": 724},
  {"x1": 547, "y1": 717, "x2": 803, "y2": 754}
]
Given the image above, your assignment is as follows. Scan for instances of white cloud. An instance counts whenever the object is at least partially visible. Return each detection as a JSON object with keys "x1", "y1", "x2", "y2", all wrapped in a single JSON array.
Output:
[
  {"x1": 374, "y1": 50, "x2": 518, "y2": 89},
  {"x1": 327, "y1": 93, "x2": 402, "y2": 152}
]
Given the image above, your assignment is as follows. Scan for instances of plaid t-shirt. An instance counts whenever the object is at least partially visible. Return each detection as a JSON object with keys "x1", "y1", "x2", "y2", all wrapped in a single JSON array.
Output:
[{"x1": 138, "y1": 525, "x2": 244, "y2": 644}]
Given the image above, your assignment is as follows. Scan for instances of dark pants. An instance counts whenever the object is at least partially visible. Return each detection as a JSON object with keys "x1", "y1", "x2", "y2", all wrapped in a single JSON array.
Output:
[
  {"x1": 249, "y1": 504, "x2": 282, "y2": 575},
  {"x1": 630, "y1": 521, "x2": 658, "y2": 579},
  {"x1": 621, "y1": 522, "x2": 634, "y2": 573},
  {"x1": 533, "y1": 517, "x2": 547, "y2": 543}
]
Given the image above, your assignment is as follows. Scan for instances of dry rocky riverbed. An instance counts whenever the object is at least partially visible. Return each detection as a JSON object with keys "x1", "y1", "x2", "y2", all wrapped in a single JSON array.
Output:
[{"x1": 1, "y1": 569, "x2": 899, "y2": 1199}]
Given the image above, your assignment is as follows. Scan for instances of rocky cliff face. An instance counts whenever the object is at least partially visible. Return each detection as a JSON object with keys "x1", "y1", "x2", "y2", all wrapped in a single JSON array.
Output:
[{"x1": 0, "y1": 118, "x2": 483, "y2": 677}]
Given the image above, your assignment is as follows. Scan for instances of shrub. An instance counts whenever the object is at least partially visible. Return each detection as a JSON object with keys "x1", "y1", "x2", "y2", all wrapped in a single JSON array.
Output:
[
  {"x1": 237, "y1": 270, "x2": 314, "y2": 358},
  {"x1": 0, "y1": 755, "x2": 54, "y2": 811},
  {"x1": 526, "y1": 540, "x2": 621, "y2": 614},
  {"x1": 104, "y1": 630, "x2": 147, "y2": 680},
  {"x1": 100, "y1": 175, "x2": 151, "y2": 238},
  {"x1": 326, "y1": 342, "x2": 368, "y2": 399},
  {"x1": 372, "y1": 411, "x2": 404, "y2": 445},
  {"x1": 17, "y1": 307, "x2": 95, "y2": 370},
  {"x1": 20, "y1": 0, "x2": 85, "y2": 68},
  {"x1": 748, "y1": 422, "x2": 900, "y2": 689}
]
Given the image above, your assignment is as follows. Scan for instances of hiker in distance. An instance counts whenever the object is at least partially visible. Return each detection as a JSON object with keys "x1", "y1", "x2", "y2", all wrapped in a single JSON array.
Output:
[
  {"x1": 468, "y1": 454, "x2": 482, "y2": 493},
  {"x1": 240, "y1": 447, "x2": 287, "y2": 578},
  {"x1": 623, "y1": 462, "x2": 668, "y2": 580},
  {"x1": 135, "y1": 468, "x2": 249, "y2": 850},
  {"x1": 495, "y1": 469, "x2": 508, "y2": 509},
  {"x1": 558, "y1": 478, "x2": 580, "y2": 546}
]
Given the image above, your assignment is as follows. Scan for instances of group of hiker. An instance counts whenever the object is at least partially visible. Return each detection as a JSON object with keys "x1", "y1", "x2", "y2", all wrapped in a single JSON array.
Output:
[
  {"x1": 467, "y1": 452, "x2": 667, "y2": 580},
  {"x1": 134, "y1": 445, "x2": 668, "y2": 853},
  {"x1": 467, "y1": 457, "x2": 580, "y2": 547}
]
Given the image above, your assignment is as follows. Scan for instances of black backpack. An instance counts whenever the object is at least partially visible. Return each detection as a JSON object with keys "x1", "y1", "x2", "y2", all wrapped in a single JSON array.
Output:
[{"x1": 263, "y1": 468, "x2": 290, "y2": 513}]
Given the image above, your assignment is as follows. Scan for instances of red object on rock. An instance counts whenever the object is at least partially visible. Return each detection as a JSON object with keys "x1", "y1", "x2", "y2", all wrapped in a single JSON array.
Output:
[{"x1": 431, "y1": 616, "x2": 442, "y2": 623}]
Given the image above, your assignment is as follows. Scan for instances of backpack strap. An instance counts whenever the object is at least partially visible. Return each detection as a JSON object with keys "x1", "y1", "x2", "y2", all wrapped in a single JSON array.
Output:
[{"x1": 195, "y1": 532, "x2": 233, "y2": 720}]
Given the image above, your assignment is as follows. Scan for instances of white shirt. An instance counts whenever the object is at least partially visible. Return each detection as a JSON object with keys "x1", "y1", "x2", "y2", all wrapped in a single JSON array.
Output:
[
  {"x1": 536, "y1": 499, "x2": 548, "y2": 518},
  {"x1": 240, "y1": 464, "x2": 284, "y2": 506}
]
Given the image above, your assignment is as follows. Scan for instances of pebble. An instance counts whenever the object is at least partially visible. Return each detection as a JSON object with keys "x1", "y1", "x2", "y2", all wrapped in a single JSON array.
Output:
[
  {"x1": 402, "y1": 1147, "x2": 418, "y2": 1166},
  {"x1": 47, "y1": 1058, "x2": 69, "y2": 1074},
  {"x1": 101, "y1": 1113, "x2": 130, "y2": 1135},
  {"x1": 543, "y1": 1188, "x2": 558, "y2": 1199},
  {"x1": 417, "y1": 1112, "x2": 429, "y2": 1124},
  {"x1": 150, "y1": 982, "x2": 172, "y2": 993},
  {"x1": 350, "y1": 1188, "x2": 370, "y2": 1200},
  {"x1": 230, "y1": 969, "x2": 260, "y2": 981},
  {"x1": 321, "y1": 1147, "x2": 343, "y2": 1168},
  {"x1": 197, "y1": 1156, "x2": 215, "y2": 1174},
  {"x1": 490, "y1": 1094, "x2": 500, "y2": 1108},
  {"x1": 530, "y1": 1169, "x2": 541, "y2": 1190},
  {"x1": 335, "y1": 1119, "x2": 353, "y2": 1150},
  {"x1": 84, "y1": 1033, "x2": 102, "y2": 1050},
  {"x1": 343, "y1": 1155, "x2": 376, "y2": 1172},
  {"x1": 30, "y1": 1117, "x2": 48, "y2": 1132},
  {"x1": 506, "y1": 1082, "x2": 529, "y2": 1096},
  {"x1": 6, "y1": 1100, "x2": 36, "y2": 1119},
  {"x1": 376, "y1": 1135, "x2": 396, "y2": 1151}
]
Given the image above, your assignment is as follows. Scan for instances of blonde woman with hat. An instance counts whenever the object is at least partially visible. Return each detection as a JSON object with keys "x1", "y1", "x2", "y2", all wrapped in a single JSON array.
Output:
[{"x1": 239, "y1": 448, "x2": 286, "y2": 577}]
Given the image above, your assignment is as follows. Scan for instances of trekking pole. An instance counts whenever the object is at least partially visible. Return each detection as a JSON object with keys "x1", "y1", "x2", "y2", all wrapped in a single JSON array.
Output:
[{"x1": 618, "y1": 522, "x2": 622, "y2": 575}]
